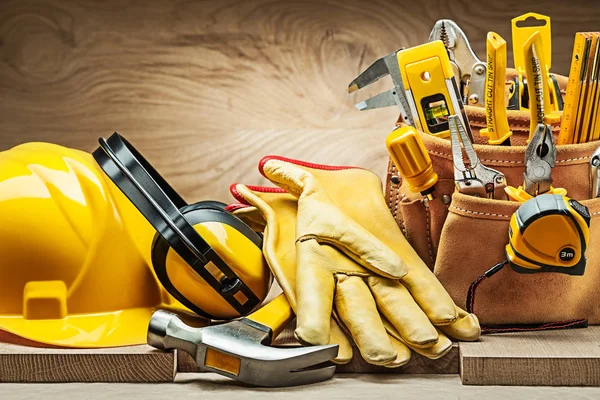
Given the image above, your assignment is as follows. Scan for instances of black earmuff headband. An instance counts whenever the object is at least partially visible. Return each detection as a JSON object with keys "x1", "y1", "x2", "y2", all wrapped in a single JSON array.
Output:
[{"x1": 92, "y1": 133, "x2": 260, "y2": 318}]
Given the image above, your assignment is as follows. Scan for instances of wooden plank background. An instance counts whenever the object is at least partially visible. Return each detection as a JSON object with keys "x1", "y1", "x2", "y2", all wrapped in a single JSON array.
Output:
[{"x1": 1, "y1": 0, "x2": 599, "y2": 201}]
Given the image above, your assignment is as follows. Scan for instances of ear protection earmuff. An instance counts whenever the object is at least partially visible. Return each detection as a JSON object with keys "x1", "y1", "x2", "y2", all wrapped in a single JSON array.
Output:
[{"x1": 92, "y1": 133, "x2": 271, "y2": 320}]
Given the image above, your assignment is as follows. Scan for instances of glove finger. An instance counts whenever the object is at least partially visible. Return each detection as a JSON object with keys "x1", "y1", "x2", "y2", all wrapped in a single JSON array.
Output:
[
  {"x1": 407, "y1": 329, "x2": 453, "y2": 360},
  {"x1": 384, "y1": 319, "x2": 453, "y2": 360},
  {"x1": 294, "y1": 240, "x2": 335, "y2": 346},
  {"x1": 438, "y1": 307, "x2": 481, "y2": 342},
  {"x1": 383, "y1": 336, "x2": 412, "y2": 368},
  {"x1": 330, "y1": 318, "x2": 353, "y2": 364},
  {"x1": 261, "y1": 158, "x2": 316, "y2": 198},
  {"x1": 400, "y1": 266, "x2": 458, "y2": 325},
  {"x1": 335, "y1": 274, "x2": 396, "y2": 366},
  {"x1": 368, "y1": 276, "x2": 438, "y2": 348}
]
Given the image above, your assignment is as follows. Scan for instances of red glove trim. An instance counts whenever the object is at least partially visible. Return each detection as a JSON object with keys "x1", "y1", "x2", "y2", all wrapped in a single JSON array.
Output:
[{"x1": 258, "y1": 155, "x2": 361, "y2": 179}]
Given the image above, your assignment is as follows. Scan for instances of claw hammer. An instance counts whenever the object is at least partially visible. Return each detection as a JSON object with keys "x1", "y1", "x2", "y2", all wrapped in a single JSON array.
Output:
[{"x1": 148, "y1": 293, "x2": 338, "y2": 387}]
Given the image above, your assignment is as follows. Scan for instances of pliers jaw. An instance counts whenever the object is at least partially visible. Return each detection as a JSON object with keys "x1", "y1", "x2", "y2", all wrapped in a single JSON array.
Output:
[
  {"x1": 524, "y1": 124, "x2": 557, "y2": 196},
  {"x1": 347, "y1": 49, "x2": 413, "y2": 125},
  {"x1": 449, "y1": 115, "x2": 507, "y2": 199},
  {"x1": 429, "y1": 20, "x2": 486, "y2": 106}
]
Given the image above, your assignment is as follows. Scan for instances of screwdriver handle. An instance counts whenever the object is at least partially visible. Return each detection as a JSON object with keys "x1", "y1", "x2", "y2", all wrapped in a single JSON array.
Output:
[
  {"x1": 480, "y1": 32, "x2": 512, "y2": 145},
  {"x1": 386, "y1": 126, "x2": 438, "y2": 199}
]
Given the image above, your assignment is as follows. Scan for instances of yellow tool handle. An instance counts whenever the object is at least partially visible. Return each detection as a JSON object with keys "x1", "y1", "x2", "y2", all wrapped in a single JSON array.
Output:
[
  {"x1": 480, "y1": 32, "x2": 512, "y2": 145},
  {"x1": 559, "y1": 33, "x2": 588, "y2": 144},
  {"x1": 523, "y1": 32, "x2": 559, "y2": 139},
  {"x1": 386, "y1": 126, "x2": 438, "y2": 199},
  {"x1": 512, "y1": 13, "x2": 552, "y2": 75},
  {"x1": 505, "y1": 185, "x2": 568, "y2": 203},
  {"x1": 245, "y1": 293, "x2": 293, "y2": 339}
]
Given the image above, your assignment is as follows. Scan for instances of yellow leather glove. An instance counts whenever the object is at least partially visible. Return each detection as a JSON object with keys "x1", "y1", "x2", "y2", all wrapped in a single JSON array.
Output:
[{"x1": 231, "y1": 156, "x2": 480, "y2": 367}]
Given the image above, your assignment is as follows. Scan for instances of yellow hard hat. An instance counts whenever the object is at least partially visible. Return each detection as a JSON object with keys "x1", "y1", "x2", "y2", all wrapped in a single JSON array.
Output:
[
  {"x1": 93, "y1": 134, "x2": 272, "y2": 320},
  {"x1": 0, "y1": 142, "x2": 193, "y2": 348}
]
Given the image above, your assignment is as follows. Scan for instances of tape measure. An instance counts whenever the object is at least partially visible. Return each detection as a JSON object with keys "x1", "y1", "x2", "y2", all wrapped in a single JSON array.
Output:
[{"x1": 506, "y1": 194, "x2": 591, "y2": 276}]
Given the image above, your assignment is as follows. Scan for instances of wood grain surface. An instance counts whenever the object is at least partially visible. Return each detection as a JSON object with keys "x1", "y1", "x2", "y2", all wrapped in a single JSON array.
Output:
[
  {"x1": 0, "y1": 343, "x2": 175, "y2": 383},
  {"x1": 460, "y1": 326, "x2": 600, "y2": 386},
  {"x1": 1, "y1": 0, "x2": 599, "y2": 201},
  {"x1": 4, "y1": 373, "x2": 600, "y2": 400}
]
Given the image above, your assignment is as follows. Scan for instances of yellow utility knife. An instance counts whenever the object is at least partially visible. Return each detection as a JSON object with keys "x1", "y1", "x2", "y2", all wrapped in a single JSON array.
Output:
[{"x1": 480, "y1": 32, "x2": 512, "y2": 146}]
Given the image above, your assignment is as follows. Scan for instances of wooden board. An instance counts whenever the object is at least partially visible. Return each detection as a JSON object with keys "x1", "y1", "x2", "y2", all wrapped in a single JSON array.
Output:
[
  {"x1": 177, "y1": 322, "x2": 458, "y2": 374},
  {"x1": 6, "y1": 374, "x2": 600, "y2": 400},
  {"x1": 460, "y1": 326, "x2": 600, "y2": 386},
  {"x1": 0, "y1": 339, "x2": 175, "y2": 383},
  {"x1": 1, "y1": 0, "x2": 600, "y2": 202}
]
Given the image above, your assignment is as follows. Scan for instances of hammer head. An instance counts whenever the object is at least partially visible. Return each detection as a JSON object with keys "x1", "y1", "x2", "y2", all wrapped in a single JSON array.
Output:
[{"x1": 148, "y1": 310, "x2": 338, "y2": 387}]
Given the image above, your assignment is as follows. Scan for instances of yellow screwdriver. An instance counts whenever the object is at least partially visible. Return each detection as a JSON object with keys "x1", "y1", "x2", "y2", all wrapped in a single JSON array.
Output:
[
  {"x1": 386, "y1": 126, "x2": 438, "y2": 200},
  {"x1": 480, "y1": 32, "x2": 512, "y2": 146}
]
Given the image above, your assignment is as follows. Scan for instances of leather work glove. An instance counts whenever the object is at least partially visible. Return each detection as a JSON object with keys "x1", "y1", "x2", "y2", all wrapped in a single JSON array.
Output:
[{"x1": 230, "y1": 156, "x2": 480, "y2": 367}]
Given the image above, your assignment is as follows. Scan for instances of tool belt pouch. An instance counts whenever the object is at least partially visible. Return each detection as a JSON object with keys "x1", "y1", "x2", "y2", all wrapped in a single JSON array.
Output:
[{"x1": 385, "y1": 71, "x2": 600, "y2": 325}]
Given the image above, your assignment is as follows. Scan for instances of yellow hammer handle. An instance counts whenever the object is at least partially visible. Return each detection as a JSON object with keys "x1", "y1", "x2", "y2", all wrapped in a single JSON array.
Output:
[
  {"x1": 245, "y1": 293, "x2": 294, "y2": 339},
  {"x1": 480, "y1": 32, "x2": 512, "y2": 145}
]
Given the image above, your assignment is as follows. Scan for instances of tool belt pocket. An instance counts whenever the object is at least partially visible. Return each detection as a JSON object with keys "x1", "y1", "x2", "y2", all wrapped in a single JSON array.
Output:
[
  {"x1": 435, "y1": 192, "x2": 600, "y2": 325},
  {"x1": 386, "y1": 134, "x2": 600, "y2": 325},
  {"x1": 385, "y1": 96, "x2": 600, "y2": 324}
]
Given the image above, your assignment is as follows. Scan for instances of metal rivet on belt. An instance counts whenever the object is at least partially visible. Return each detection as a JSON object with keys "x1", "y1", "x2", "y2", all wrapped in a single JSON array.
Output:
[
  {"x1": 390, "y1": 175, "x2": 401, "y2": 185},
  {"x1": 441, "y1": 194, "x2": 452, "y2": 205}
]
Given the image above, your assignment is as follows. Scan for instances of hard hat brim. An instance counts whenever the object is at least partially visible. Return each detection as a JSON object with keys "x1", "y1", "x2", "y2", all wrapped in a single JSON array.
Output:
[{"x1": 0, "y1": 307, "x2": 174, "y2": 348}]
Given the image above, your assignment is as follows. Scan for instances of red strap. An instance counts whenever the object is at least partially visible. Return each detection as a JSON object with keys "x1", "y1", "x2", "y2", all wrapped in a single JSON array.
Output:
[{"x1": 466, "y1": 260, "x2": 588, "y2": 334}]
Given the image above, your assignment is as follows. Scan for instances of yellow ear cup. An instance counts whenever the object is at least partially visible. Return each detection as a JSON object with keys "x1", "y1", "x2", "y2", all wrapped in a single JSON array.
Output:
[{"x1": 152, "y1": 205, "x2": 271, "y2": 320}]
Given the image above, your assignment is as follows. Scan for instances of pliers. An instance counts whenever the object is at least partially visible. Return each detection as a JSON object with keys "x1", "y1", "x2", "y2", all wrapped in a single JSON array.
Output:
[
  {"x1": 523, "y1": 123, "x2": 557, "y2": 197},
  {"x1": 449, "y1": 115, "x2": 507, "y2": 199},
  {"x1": 429, "y1": 20, "x2": 486, "y2": 106}
]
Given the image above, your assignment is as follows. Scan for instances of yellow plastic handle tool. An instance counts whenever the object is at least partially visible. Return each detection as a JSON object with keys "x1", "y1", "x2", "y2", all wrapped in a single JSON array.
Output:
[
  {"x1": 505, "y1": 185, "x2": 567, "y2": 203},
  {"x1": 480, "y1": 32, "x2": 512, "y2": 145},
  {"x1": 386, "y1": 126, "x2": 438, "y2": 199},
  {"x1": 523, "y1": 32, "x2": 560, "y2": 139},
  {"x1": 512, "y1": 13, "x2": 552, "y2": 75},
  {"x1": 559, "y1": 33, "x2": 589, "y2": 144},
  {"x1": 512, "y1": 13, "x2": 562, "y2": 113},
  {"x1": 244, "y1": 293, "x2": 294, "y2": 339},
  {"x1": 397, "y1": 41, "x2": 459, "y2": 139}
]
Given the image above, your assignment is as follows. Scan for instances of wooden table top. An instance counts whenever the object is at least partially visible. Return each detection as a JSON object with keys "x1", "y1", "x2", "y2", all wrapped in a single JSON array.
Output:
[{"x1": 3, "y1": 373, "x2": 600, "y2": 400}]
